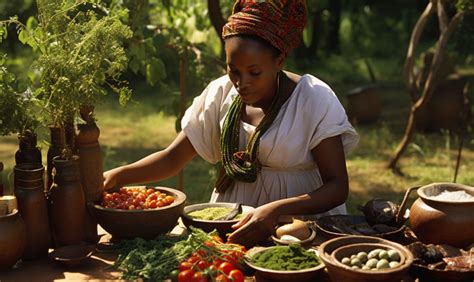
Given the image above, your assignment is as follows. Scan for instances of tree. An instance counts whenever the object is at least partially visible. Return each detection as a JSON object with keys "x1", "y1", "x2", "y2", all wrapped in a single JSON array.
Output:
[{"x1": 388, "y1": 0, "x2": 474, "y2": 172}]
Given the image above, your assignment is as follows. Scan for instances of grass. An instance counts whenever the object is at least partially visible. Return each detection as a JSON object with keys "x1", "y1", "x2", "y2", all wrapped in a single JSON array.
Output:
[{"x1": 1, "y1": 67, "x2": 473, "y2": 216}]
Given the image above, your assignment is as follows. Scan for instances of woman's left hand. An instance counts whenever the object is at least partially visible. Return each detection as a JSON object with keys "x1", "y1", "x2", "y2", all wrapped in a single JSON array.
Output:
[{"x1": 227, "y1": 203, "x2": 279, "y2": 247}]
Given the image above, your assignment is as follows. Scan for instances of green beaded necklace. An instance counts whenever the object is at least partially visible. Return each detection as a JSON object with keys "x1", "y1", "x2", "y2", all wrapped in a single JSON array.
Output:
[{"x1": 215, "y1": 71, "x2": 292, "y2": 193}]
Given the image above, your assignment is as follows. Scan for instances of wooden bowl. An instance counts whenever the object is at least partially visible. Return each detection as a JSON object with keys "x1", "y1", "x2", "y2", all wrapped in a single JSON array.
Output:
[
  {"x1": 271, "y1": 229, "x2": 317, "y2": 246},
  {"x1": 181, "y1": 202, "x2": 254, "y2": 238},
  {"x1": 89, "y1": 186, "x2": 186, "y2": 239},
  {"x1": 48, "y1": 244, "x2": 93, "y2": 267},
  {"x1": 244, "y1": 246, "x2": 325, "y2": 282},
  {"x1": 332, "y1": 243, "x2": 407, "y2": 269},
  {"x1": 319, "y1": 235, "x2": 413, "y2": 282}
]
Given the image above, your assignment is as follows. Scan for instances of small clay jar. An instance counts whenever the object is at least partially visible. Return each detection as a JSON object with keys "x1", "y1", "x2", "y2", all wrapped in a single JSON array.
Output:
[
  {"x1": 14, "y1": 163, "x2": 52, "y2": 259},
  {"x1": 46, "y1": 127, "x2": 66, "y2": 192},
  {"x1": 15, "y1": 130, "x2": 42, "y2": 165},
  {"x1": 0, "y1": 209, "x2": 27, "y2": 270},
  {"x1": 49, "y1": 156, "x2": 85, "y2": 247}
]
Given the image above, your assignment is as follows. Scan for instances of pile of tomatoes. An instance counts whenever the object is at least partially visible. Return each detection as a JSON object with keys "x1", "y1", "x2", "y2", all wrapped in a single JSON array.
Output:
[
  {"x1": 100, "y1": 187, "x2": 175, "y2": 210},
  {"x1": 170, "y1": 236, "x2": 246, "y2": 282}
]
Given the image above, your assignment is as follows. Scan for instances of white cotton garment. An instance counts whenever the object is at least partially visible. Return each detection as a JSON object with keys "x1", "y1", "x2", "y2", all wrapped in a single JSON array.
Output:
[{"x1": 181, "y1": 73, "x2": 359, "y2": 218}]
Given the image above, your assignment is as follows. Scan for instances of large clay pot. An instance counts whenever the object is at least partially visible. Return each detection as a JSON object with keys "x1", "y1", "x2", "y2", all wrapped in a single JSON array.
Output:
[
  {"x1": 0, "y1": 209, "x2": 27, "y2": 270},
  {"x1": 347, "y1": 85, "x2": 382, "y2": 124},
  {"x1": 398, "y1": 183, "x2": 474, "y2": 247},
  {"x1": 15, "y1": 130, "x2": 42, "y2": 165},
  {"x1": 49, "y1": 156, "x2": 85, "y2": 247},
  {"x1": 46, "y1": 127, "x2": 66, "y2": 192},
  {"x1": 414, "y1": 75, "x2": 468, "y2": 132},
  {"x1": 14, "y1": 163, "x2": 52, "y2": 259},
  {"x1": 76, "y1": 107, "x2": 103, "y2": 244}
]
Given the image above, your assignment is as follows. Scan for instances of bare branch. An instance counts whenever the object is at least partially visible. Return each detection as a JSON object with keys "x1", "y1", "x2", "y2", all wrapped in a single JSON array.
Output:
[
  {"x1": 404, "y1": 1, "x2": 435, "y2": 100},
  {"x1": 437, "y1": 0, "x2": 449, "y2": 33}
]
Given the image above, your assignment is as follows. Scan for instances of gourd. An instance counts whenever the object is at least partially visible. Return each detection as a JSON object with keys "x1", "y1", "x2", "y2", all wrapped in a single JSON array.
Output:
[{"x1": 275, "y1": 219, "x2": 311, "y2": 240}]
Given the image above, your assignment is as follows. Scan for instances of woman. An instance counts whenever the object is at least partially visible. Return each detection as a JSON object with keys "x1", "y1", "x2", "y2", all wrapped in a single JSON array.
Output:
[{"x1": 103, "y1": 0, "x2": 358, "y2": 246}]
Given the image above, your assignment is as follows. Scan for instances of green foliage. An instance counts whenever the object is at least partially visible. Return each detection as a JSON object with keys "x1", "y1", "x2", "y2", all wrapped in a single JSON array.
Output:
[
  {"x1": 1, "y1": 0, "x2": 133, "y2": 127},
  {"x1": 0, "y1": 53, "x2": 39, "y2": 136}
]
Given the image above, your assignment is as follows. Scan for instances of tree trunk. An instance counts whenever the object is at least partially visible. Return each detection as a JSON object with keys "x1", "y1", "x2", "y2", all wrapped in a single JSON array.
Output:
[
  {"x1": 207, "y1": 0, "x2": 226, "y2": 59},
  {"x1": 326, "y1": 0, "x2": 342, "y2": 53}
]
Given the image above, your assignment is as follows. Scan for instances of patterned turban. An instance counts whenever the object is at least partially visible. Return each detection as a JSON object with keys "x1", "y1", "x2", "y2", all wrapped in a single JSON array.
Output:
[{"x1": 222, "y1": 0, "x2": 307, "y2": 56}]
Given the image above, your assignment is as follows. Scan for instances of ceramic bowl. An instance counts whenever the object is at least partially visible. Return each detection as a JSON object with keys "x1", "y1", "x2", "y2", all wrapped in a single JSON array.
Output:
[
  {"x1": 244, "y1": 246, "x2": 325, "y2": 282},
  {"x1": 48, "y1": 244, "x2": 93, "y2": 267},
  {"x1": 271, "y1": 228, "x2": 317, "y2": 246},
  {"x1": 181, "y1": 202, "x2": 254, "y2": 238},
  {"x1": 89, "y1": 186, "x2": 186, "y2": 239},
  {"x1": 319, "y1": 235, "x2": 413, "y2": 282},
  {"x1": 315, "y1": 215, "x2": 405, "y2": 241}
]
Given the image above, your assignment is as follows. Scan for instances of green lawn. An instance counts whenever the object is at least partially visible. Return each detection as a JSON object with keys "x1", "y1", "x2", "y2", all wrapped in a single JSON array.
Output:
[{"x1": 1, "y1": 80, "x2": 473, "y2": 215}]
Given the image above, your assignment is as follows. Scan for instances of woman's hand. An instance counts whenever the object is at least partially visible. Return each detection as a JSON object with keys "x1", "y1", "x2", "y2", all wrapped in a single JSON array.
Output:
[
  {"x1": 103, "y1": 167, "x2": 123, "y2": 191},
  {"x1": 227, "y1": 203, "x2": 279, "y2": 247}
]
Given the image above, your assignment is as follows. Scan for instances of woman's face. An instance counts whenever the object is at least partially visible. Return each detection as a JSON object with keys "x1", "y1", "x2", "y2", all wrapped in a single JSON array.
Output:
[{"x1": 225, "y1": 36, "x2": 284, "y2": 108}]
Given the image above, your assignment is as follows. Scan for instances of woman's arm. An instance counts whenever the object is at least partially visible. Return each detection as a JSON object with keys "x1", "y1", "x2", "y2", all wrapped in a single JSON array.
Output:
[
  {"x1": 227, "y1": 135, "x2": 349, "y2": 246},
  {"x1": 103, "y1": 131, "x2": 198, "y2": 190}
]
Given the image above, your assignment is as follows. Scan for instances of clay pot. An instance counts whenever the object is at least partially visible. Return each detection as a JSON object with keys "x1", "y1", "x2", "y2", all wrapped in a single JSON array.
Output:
[
  {"x1": 398, "y1": 183, "x2": 474, "y2": 248},
  {"x1": 46, "y1": 127, "x2": 66, "y2": 192},
  {"x1": 0, "y1": 209, "x2": 27, "y2": 270},
  {"x1": 415, "y1": 75, "x2": 468, "y2": 132},
  {"x1": 49, "y1": 156, "x2": 85, "y2": 247},
  {"x1": 14, "y1": 163, "x2": 52, "y2": 259},
  {"x1": 347, "y1": 85, "x2": 382, "y2": 124},
  {"x1": 15, "y1": 130, "x2": 42, "y2": 165}
]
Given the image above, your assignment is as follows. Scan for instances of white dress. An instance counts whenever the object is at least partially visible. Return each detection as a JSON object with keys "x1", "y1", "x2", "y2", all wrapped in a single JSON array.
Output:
[{"x1": 181, "y1": 73, "x2": 359, "y2": 217}]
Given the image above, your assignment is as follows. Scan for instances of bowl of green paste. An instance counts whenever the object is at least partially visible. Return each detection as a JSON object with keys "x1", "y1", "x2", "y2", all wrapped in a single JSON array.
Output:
[
  {"x1": 244, "y1": 244, "x2": 325, "y2": 281},
  {"x1": 181, "y1": 202, "x2": 254, "y2": 238}
]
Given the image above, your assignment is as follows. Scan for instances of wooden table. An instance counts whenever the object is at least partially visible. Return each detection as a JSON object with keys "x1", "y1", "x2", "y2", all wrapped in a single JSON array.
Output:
[{"x1": 0, "y1": 225, "x2": 420, "y2": 281}]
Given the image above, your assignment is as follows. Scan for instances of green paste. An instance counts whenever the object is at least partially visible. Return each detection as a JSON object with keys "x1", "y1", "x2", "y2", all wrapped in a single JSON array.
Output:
[
  {"x1": 251, "y1": 244, "x2": 321, "y2": 271},
  {"x1": 188, "y1": 207, "x2": 243, "y2": 220}
]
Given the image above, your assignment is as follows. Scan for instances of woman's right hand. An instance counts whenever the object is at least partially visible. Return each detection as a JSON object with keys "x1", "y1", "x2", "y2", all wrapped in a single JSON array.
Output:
[{"x1": 103, "y1": 167, "x2": 123, "y2": 191}]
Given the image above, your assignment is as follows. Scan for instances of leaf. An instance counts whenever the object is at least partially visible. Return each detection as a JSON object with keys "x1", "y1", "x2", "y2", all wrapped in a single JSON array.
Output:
[
  {"x1": 145, "y1": 57, "x2": 166, "y2": 86},
  {"x1": 18, "y1": 29, "x2": 29, "y2": 45}
]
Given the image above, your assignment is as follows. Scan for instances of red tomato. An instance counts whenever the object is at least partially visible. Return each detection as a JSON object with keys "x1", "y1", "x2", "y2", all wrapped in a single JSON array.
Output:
[
  {"x1": 213, "y1": 258, "x2": 224, "y2": 267},
  {"x1": 218, "y1": 262, "x2": 234, "y2": 275},
  {"x1": 178, "y1": 269, "x2": 195, "y2": 282},
  {"x1": 196, "y1": 260, "x2": 208, "y2": 270},
  {"x1": 179, "y1": 261, "x2": 193, "y2": 271},
  {"x1": 228, "y1": 269, "x2": 244, "y2": 282},
  {"x1": 215, "y1": 274, "x2": 229, "y2": 282},
  {"x1": 192, "y1": 271, "x2": 208, "y2": 282},
  {"x1": 187, "y1": 256, "x2": 200, "y2": 264}
]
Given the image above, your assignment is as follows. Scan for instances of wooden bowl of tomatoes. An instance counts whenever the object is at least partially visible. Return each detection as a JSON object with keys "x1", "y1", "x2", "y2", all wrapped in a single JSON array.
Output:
[{"x1": 89, "y1": 186, "x2": 186, "y2": 239}]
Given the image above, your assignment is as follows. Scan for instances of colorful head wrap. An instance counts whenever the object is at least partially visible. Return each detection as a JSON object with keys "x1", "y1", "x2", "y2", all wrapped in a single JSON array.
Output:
[{"x1": 222, "y1": 0, "x2": 307, "y2": 56}]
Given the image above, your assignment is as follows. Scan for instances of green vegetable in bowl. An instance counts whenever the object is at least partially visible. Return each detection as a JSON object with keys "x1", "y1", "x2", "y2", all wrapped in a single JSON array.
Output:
[
  {"x1": 188, "y1": 207, "x2": 244, "y2": 220},
  {"x1": 251, "y1": 244, "x2": 321, "y2": 271}
]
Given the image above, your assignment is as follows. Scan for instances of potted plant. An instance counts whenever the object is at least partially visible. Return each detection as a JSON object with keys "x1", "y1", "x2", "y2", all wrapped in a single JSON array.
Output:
[
  {"x1": 0, "y1": 53, "x2": 41, "y2": 166},
  {"x1": 2, "y1": 0, "x2": 133, "y2": 244}
]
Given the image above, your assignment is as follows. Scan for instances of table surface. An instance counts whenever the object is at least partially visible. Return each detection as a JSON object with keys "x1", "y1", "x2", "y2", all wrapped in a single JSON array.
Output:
[{"x1": 0, "y1": 225, "x2": 422, "y2": 282}]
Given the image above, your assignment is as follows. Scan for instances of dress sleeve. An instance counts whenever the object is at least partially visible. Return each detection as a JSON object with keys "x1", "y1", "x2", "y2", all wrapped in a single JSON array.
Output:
[
  {"x1": 307, "y1": 82, "x2": 359, "y2": 154},
  {"x1": 181, "y1": 76, "x2": 233, "y2": 164}
]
